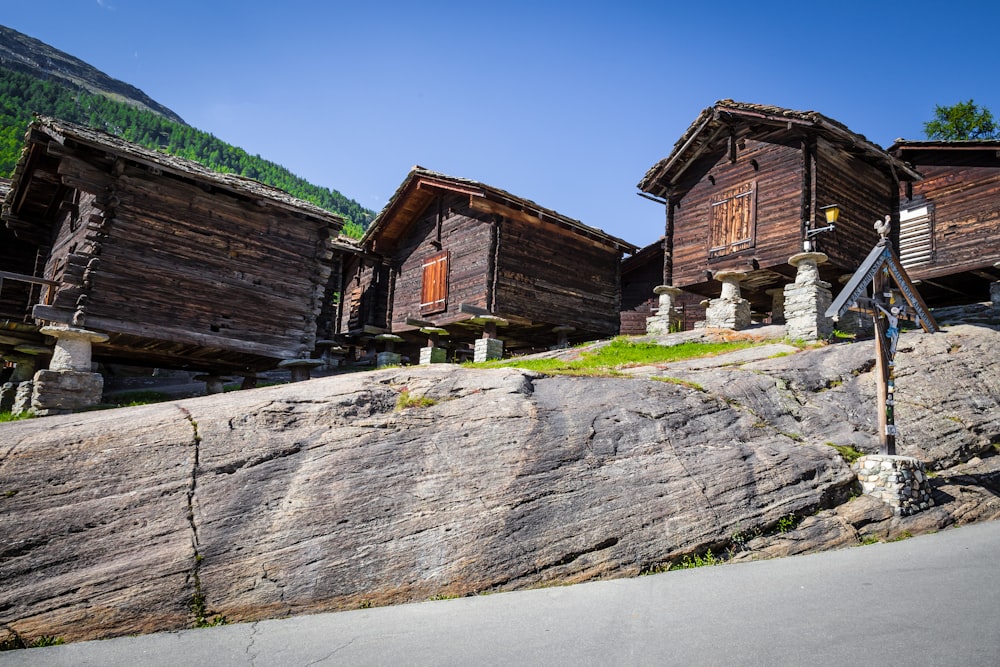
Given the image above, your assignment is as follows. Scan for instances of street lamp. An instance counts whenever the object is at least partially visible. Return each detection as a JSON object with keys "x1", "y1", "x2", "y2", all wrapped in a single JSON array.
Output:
[{"x1": 803, "y1": 204, "x2": 839, "y2": 251}]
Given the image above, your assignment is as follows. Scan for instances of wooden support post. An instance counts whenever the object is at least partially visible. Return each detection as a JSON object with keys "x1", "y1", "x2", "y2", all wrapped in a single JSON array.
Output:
[{"x1": 872, "y1": 269, "x2": 896, "y2": 456}]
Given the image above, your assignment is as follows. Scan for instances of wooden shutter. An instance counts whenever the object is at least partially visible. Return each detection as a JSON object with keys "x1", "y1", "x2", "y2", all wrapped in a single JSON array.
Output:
[
  {"x1": 709, "y1": 182, "x2": 756, "y2": 258},
  {"x1": 899, "y1": 205, "x2": 934, "y2": 269},
  {"x1": 420, "y1": 250, "x2": 449, "y2": 315}
]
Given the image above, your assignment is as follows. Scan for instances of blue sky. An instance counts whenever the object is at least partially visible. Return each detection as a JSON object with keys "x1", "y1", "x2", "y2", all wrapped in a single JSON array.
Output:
[{"x1": 4, "y1": 1, "x2": 999, "y2": 247}]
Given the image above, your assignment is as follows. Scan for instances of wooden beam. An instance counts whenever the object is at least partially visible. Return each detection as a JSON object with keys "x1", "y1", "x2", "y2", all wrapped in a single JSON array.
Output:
[{"x1": 32, "y1": 305, "x2": 305, "y2": 359}]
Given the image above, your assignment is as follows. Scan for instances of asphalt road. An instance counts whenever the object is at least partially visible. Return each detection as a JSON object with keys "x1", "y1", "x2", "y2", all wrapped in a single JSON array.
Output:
[{"x1": 7, "y1": 520, "x2": 1000, "y2": 666}]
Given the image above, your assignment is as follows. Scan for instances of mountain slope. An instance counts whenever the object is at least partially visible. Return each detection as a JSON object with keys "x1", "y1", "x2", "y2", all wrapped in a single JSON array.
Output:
[
  {"x1": 0, "y1": 25, "x2": 184, "y2": 125},
  {"x1": 0, "y1": 25, "x2": 373, "y2": 233}
]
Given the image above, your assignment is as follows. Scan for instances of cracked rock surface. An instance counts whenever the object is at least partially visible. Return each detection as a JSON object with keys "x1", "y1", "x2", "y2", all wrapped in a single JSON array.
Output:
[{"x1": 1, "y1": 324, "x2": 999, "y2": 643}]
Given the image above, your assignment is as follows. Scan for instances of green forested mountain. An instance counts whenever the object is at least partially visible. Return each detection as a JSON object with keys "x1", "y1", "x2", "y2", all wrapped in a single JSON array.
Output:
[{"x1": 0, "y1": 67, "x2": 372, "y2": 237}]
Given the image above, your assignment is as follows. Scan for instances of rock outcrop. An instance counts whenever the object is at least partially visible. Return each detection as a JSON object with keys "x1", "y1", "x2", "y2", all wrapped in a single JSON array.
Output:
[{"x1": 1, "y1": 323, "x2": 999, "y2": 643}]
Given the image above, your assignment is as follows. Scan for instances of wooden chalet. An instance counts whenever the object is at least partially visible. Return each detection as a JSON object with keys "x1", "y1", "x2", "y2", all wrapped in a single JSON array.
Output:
[
  {"x1": 888, "y1": 140, "x2": 1000, "y2": 304},
  {"x1": 637, "y1": 101, "x2": 922, "y2": 313},
  {"x1": 1, "y1": 117, "x2": 346, "y2": 375},
  {"x1": 341, "y1": 167, "x2": 637, "y2": 357}
]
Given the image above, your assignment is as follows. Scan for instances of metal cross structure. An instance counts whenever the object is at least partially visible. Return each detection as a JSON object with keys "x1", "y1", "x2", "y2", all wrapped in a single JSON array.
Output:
[{"x1": 826, "y1": 218, "x2": 939, "y2": 455}]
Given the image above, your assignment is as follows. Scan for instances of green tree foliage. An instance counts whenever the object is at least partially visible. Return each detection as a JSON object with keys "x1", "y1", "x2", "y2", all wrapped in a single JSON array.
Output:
[
  {"x1": 923, "y1": 99, "x2": 999, "y2": 141},
  {"x1": 0, "y1": 68, "x2": 372, "y2": 237}
]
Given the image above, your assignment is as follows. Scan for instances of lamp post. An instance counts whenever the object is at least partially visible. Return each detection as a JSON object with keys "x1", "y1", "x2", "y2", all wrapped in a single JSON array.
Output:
[{"x1": 803, "y1": 204, "x2": 839, "y2": 251}]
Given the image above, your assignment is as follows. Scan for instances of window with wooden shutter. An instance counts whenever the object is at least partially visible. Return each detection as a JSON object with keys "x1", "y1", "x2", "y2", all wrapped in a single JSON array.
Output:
[
  {"x1": 420, "y1": 250, "x2": 449, "y2": 315},
  {"x1": 709, "y1": 181, "x2": 756, "y2": 258}
]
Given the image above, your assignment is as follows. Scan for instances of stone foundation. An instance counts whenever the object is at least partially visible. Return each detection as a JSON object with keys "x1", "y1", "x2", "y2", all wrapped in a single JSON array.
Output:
[
  {"x1": 13, "y1": 380, "x2": 33, "y2": 415},
  {"x1": 705, "y1": 272, "x2": 751, "y2": 330},
  {"x1": 30, "y1": 370, "x2": 104, "y2": 416},
  {"x1": 474, "y1": 338, "x2": 504, "y2": 362},
  {"x1": 784, "y1": 252, "x2": 833, "y2": 341},
  {"x1": 646, "y1": 285, "x2": 683, "y2": 334},
  {"x1": 851, "y1": 455, "x2": 934, "y2": 516},
  {"x1": 376, "y1": 351, "x2": 402, "y2": 368},
  {"x1": 419, "y1": 347, "x2": 448, "y2": 365}
]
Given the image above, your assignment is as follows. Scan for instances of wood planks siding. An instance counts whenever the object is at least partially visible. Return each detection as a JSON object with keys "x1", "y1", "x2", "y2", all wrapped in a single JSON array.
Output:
[
  {"x1": 903, "y1": 163, "x2": 1000, "y2": 280},
  {"x1": 671, "y1": 139, "x2": 803, "y2": 287},
  {"x1": 495, "y1": 216, "x2": 620, "y2": 337},
  {"x1": 390, "y1": 193, "x2": 491, "y2": 329}
]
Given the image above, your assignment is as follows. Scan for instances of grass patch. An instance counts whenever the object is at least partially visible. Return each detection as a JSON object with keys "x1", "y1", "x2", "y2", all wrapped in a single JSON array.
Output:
[
  {"x1": 105, "y1": 390, "x2": 173, "y2": 407},
  {"x1": 650, "y1": 376, "x2": 705, "y2": 392},
  {"x1": 467, "y1": 337, "x2": 767, "y2": 377},
  {"x1": 0, "y1": 631, "x2": 64, "y2": 651},
  {"x1": 0, "y1": 410, "x2": 32, "y2": 423},
  {"x1": 396, "y1": 389, "x2": 438, "y2": 410},
  {"x1": 828, "y1": 443, "x2": 865, "y2": 465},
  {"x1": 858, "y1": 535, "x2": 881, "y2": 546},
  {"x1": 669, "y1": 549, "x2": 723, "y2": 570}
]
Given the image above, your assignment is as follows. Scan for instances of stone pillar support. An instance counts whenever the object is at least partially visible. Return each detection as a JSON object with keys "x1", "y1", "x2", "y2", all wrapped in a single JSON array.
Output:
[
  {"x1": 0, "y1": 352, "x2": 38, "y2": 413},
  {"x1": 470, "y1": 316, "x2": 508, "y2": 362},
  {"x1": 705, "y1": 271, "x2": 751, "y2": 330},
  {"x1": 30, "y1": 327, "x2": 108, "y2": 415},
  {"x1": 765, "y1": 287, "x2": 786, "y2": 324},
  {"x1": 193, "y1": 374, "x2": 233, "y2": 394},
  {"x1": 40, "y1": 326, "x2": 107, "y2": 372},
  {"x1": 374, "y1": 334, "x2": 405, "y2": 368},
  {"x1": 784, "y1": 252, "x2": 833, "y2": 341},
  {"x1": 646, "y1": 285, "x2": 683, "y2": 335},
  {"x1": 278, "y1": 358, "x2": 326, "y2": 381},
  {"x1": 852, "y1": 455, "x2": 934, "y2": 516},
  {"x1": 551, "y1": 326, "x2": 575, "y2": 350},
  {"x1": 419, "y1": 327, "x2": 449, "y2": 365}
]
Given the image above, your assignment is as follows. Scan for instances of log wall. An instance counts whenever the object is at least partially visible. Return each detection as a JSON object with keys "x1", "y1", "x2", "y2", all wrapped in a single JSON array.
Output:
[
  {"x1": 495, "y1": 216, "x2": 621, "y2": 338},
  {"x1": 904, "y1": 163, "x2": 1000, "y2": 280},
  {"x1": 389, "y1": 193, "x2": 491, "y2": 329},
  {"x1": 668, "y1": 136, "x2": 901, "y2": 291},
  {"x1": 42, "y1": 152, "x2": 333, "y2": 361},
  {"x1": 670, "y1": 138, "x2": 803, "y2": 288},
  {"x1": 814, "y1": 136, "x2": 899, "y2": 272}
]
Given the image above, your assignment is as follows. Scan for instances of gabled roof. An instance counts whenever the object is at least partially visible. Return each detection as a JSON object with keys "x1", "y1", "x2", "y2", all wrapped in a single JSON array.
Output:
[
  {"x1": 638, "y1": 100, "x2": 922, "y2": 198},
  {"x1": 363, "y1": 166, "x2": 638, "y2": 254},
  {"x1": 826, "y1": 239, "x2": 938, "y2": 333},
  {"x1": 3, "y1": 116, "x2": 346, "y2": 230}
]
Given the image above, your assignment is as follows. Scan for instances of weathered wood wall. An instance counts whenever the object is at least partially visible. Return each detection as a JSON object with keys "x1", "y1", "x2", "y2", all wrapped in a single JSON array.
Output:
[
  {"x1": 668, "y1": 136, "x2": 901, "y2": 292},
  {"x1": 0, "y1": 228, "x2": 38, "y2": 323},
  {"x1": 495, "y1": 216, "x2": 621, "y2": 337},
  {"x1": 620, "y1": 243, "x2": 663, "y2": 336},
  {"x1": 814, "y1": 136, "x2": 899, "y2": 273},
  {"x1": 389, "y1": 193, "x2": 491, "y2": 330},
  {"x1": 669, "y1": 138, "x2": 803, "y2": 287},
  {"x1": 339, "y1": 254, "x2": 391, "y2": 334},
  {"x1": 38, "y1": 150, "x2": 334, "y2": 363},
  {"x1": 904, "y1": 163, "x2": 1000, "y2": 280}
]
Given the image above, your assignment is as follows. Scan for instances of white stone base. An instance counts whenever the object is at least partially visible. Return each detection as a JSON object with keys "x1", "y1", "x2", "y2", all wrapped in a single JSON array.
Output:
[
  {"x1": 419, "y1": 347, "x2": 448, "y2": 365},
  {"x1": 474, "y1": 338, "x2": 504, "y2": 362},
  {"x1": 31, "y1": 370, "x2": 105, "y2": 416},
  {"x1": 704, "y1": 298, "x2": 751, "y2": 330},
  {"x1": 645, "y1": 314, "x2": 681, "y2": 335}
]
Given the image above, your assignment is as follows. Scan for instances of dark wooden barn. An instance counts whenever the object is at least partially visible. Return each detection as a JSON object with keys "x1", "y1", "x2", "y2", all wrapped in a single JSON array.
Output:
[
  {"x1": 1, "y1": 117, "x2": 346, "y2": 375},
  {"x1": 888, "y1": 140, "x2": 1000, "y2": 304},
  {"x1": 341, "y1": 167, "x2": 636, "y2": 358},
  {"x1": 637, "y1": 101, "x2": 921, "y2": 313}
]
